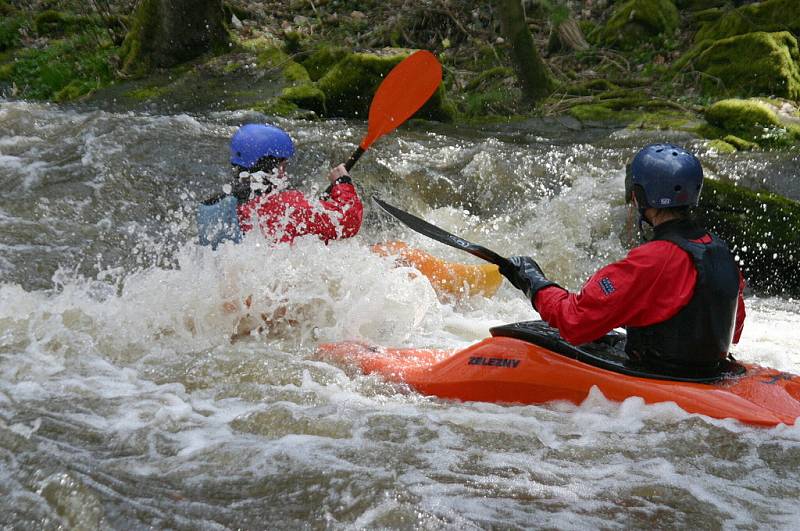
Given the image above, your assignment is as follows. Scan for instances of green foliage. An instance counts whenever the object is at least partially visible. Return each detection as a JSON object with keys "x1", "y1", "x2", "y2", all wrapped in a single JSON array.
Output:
[
  {"x1": 5, "y1": 34, "x2": 117, "y2": 101},
  {"x1": 0, "y1": 16, "x2": 24, "y2": 51},
  {"x1": 600, "y1": 0, "x2": 680, "y2": 50},
  {"x1": 692, "y1": 32, "x2": 800, "y2": 100}
]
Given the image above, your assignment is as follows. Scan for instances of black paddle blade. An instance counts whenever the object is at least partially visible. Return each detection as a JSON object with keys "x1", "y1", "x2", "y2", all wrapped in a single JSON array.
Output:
[{"x1": 372, "y1": 195, "x2": 511, "y2": 270}]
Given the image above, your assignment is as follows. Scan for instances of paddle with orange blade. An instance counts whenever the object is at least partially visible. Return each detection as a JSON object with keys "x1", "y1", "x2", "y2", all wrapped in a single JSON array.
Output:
[{"x1": 343, "y1": 50, "x2": 443, "y2": 171}]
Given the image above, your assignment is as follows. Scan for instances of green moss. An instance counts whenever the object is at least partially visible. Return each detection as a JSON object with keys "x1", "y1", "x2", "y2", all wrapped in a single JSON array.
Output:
[
  {"x1": 316, "y1": 50, "x2": 408, "y2": 118},
  {"x1": 600, "y1": 0, "x2": 680, "y2": 50},
  {"x1": 301, "y1": 45, "x2": 349, "y2": 81},
  {"x1": 693, "y1": 32, "x2": 800, "y2": 100},
  {"x1": 249, "y1": 99, "x2": 301, "y2": 117},
  {"x1": 627, "y1": 110, "x2": 697, "y2": 130},
  {"x1": 566, "y1": 79, "x2": 620, "y2": 96},
  {"x1": 569, "y1": 103, "x2": 618, "y2": 122},
  {"x1": 120, "y1": 0, "x2": 159, "y2": 77},
  {"x1": 283, "y1": 62, "x2": 310, "y2": 83},
  {"x1": 722, "y1": 135, "x2": 758, "y2": 151},
  {"x1": 462, "y1": 85, "x2": 519, "y2": 118},
  {"x1": 704, "y1": 98, "x2": 800, "y2": 147},
  {"x1": 698, "y1": 179, "x2": 800, "y2": 296},
  {"x1": 708, "y1": 139, "x2": 736, "y2": 154},
  {"x1": 279, "y1": 83, "x2": 325, "y2": 114},
  {"x1": 675, "y1": 0, "x2": 728, "y2": 10},
  {"x1": 5, "y1": 35, "x2": 117, "y2": 100},
  {"x1": 464, "y1": 66, "x2": 514, "y2": 91},
  {"x1": 695, "y1": 0, "x2": 800, "y2": 43}
]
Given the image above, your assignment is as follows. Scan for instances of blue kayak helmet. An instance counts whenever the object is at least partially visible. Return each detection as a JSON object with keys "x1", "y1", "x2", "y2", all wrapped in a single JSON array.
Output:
[
  {"x1": 625, "y1": 143, "x2": 703, "y2": 210},
  {"x1": 230, "y1": 124, "x2": 295, "y2": 170}
]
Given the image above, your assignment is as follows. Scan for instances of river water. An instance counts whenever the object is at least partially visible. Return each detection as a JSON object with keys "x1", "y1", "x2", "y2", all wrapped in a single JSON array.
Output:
[{"x1": 1, "y1": 100, "x2": 799, "y2": 529}]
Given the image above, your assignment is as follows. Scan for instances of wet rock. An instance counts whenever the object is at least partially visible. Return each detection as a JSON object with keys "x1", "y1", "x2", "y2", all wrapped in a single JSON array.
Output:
[
  {"x1": 693, "y1": 32, "x2": 800, "y2": 100},
  {"x1": 599, "y1": 0, "x2": 679, "y2": 50}
]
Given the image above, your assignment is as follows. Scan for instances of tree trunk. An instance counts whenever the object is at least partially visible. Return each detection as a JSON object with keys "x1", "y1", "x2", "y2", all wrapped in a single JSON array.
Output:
[
  {"x1": 548, "y1": 18, "x2": 589, "y2": 54},
  {"x1": 121, "y1": 0, "x2": 228, "y2": 76},
  {"x1": 494, "y1": 0, "x2": 555, "y2": 105}
]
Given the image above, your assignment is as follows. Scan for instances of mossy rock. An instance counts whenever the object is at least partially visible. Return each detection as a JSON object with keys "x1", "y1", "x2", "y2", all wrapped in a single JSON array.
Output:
[
  {"x1": 722, "y1": 134, "x2": 758, "y2": 151},
  {"x1": 704, "y1": 98, "x2": 800, "y2": 147},
  {"x1": 707, "y1": 139, "x2": 737, "y2": 154},
  {"x1": 600, "y1": 0, "x2": 680, "y2": 50},
  {"x1": 674, "y1": 0, "x2": 728, "y2": 10},
  {"x1": 569, "y1": 103, "x2": 621, "y2": 122},
  {"x1": 316, "y1": 49, "x2": 454, "y2": 121},
  {"x1": 301, "y1": 45, "x2": 348, "y2": 81},
  {"x1": 692, "y1": 31, "x2": 800, "y2": 100},
  {"x1": 279, "y1": 83, "x2": 325, "y2": 115},
  {"x1": 697, "y1": 179, "x2": 800, "y2": 296},
  {"x1": 695, "y1": 0, "x2": 800, "y2": 43}
]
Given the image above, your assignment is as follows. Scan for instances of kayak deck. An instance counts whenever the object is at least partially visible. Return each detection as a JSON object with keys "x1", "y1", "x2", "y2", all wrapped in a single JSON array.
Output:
[{"x1": 317, "y1": 321, "x2": 800, "y2": 427}]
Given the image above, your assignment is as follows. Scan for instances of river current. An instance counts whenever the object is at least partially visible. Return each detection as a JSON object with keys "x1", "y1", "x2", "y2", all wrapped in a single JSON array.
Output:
[{"x1": 1, "y1": 100, "x2": 799, "y2": 529}]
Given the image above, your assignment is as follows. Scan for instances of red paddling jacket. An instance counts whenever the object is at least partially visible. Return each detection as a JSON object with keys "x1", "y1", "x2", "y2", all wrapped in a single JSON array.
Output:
[
  {"x1": 535, "y1": 219, "x2": 746, "y2": 372},
  {"x1": 237, "y1": 180, "x2": 363, "y2": 244}
]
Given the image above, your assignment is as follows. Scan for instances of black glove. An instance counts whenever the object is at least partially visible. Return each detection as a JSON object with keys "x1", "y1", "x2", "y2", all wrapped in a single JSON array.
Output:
[{"x1": 499, "y1": 256, "x2": 560, "y2": 306}]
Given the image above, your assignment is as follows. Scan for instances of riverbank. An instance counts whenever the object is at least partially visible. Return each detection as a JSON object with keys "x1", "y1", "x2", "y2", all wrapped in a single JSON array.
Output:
[{"x1": 2, "y1": 1, "x2": 800, "y2": 147}]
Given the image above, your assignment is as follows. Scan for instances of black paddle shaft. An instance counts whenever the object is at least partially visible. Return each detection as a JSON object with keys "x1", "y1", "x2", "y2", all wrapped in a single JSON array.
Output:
[{"x1": 372, "y1": 195, "x2": 513, "y2": 271}]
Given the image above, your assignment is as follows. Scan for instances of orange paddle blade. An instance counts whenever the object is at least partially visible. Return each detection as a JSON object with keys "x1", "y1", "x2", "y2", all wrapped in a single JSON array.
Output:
[{"x1": 361, "y1": 50, "x2": 442, "y2": 150}]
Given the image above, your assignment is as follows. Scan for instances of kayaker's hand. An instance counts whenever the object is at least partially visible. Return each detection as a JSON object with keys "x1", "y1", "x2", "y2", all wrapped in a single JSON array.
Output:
[
  {"x1": 327, "y1": 164, "x2": 350, "y2": 184},
  {"x1": 500, "y1": 256, "x2": 559, "y2": 307},
  {"x1": 321, "y1": 164, "x2": 353, "y2": 200}
]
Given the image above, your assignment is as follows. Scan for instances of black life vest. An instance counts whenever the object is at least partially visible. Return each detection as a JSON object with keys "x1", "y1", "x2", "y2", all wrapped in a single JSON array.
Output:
[{"x1": 625, "y1": 219, "x2": 740, "y2": 376}]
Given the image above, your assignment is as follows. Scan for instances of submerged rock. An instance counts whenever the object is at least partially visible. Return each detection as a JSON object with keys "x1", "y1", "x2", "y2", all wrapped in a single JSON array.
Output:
[
  {"x1": 693, "y1": 31, "x2": 800, "y2": 100},
  {"x1": 599, "y1": 0, "x2": 679, "y2": 50}
]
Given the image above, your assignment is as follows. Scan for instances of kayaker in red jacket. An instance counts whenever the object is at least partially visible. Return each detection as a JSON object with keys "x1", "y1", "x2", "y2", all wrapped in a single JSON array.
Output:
[
  {"x1": 201, "y1": 123, "x2": 363, "y2": 245},
  {"x1": 501, "y1": 144, "x2": 746, "y2": 377}
]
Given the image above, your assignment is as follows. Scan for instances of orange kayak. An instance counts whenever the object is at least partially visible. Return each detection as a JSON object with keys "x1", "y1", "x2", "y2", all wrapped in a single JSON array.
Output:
[
  {"x1": 318, "y1": 321, "x2": 800, "y2": 427},
  {"x1": 372, "y1": 241, "x2": 502, "y2": 298}
]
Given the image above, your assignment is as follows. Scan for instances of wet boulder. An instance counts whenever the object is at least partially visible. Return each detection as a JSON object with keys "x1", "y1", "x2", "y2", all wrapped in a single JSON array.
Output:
[
  {"x1": 704, "y1": 98, "x2": 800, "y2": 148},
  {"x1": 599, "y1": 0, "x2": 679, "y2": 50},
  {"x1": 692, "y1": 32, "x2": 800, "y2": 100},
  {"x1": 315, "y1": 49, "x2": 455, "y2": 121},
  {"x1": 697, "y1": 179, "x2": 800, "y2": 296}
]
